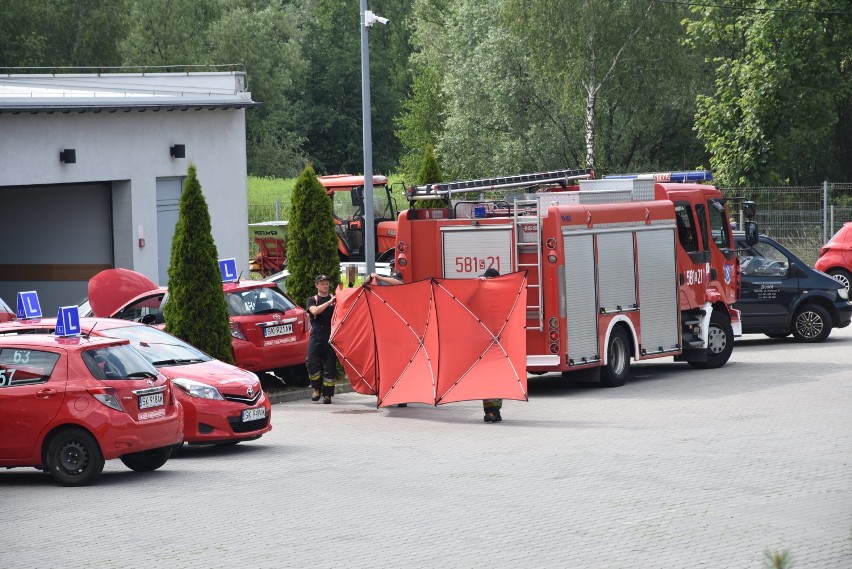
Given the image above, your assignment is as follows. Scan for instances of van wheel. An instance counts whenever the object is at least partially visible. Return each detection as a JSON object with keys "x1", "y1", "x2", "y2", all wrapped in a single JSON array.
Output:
[
  {"x1": 689, "y1": 311, "x2": 733, "y2": 369},
  {"x1": 120, "y1": 446, "x2": 172, "y2": 472},
  {"x1": 46, "y1": 428, "x2": 105, "y2": 486},
  {"x1": 600, "y1": 327, "x2": 630, "y2": 387},
  {"x1": 827, "y1": 268, "x2": 850, "y2": 295},
  {"x1": 791, "y1": 304, "x2": 831, "y2": 343}
]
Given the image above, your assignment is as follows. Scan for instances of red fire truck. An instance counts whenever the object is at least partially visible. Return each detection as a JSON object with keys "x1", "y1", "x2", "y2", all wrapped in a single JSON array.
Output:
[{"x1": 395, "y1": 168, "x2": 757, "y2": 386}]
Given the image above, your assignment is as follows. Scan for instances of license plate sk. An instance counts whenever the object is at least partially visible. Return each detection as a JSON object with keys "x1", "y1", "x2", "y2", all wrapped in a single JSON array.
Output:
[
  {"x1": 263, "y1": 324, "x2": 293, "y2": 337},
  {"x1": 242, "y1": 407, "x2": 267, "y2": 422},
  {"x1": 139, "y1": 392, "x2": 164, "y2": 409}
]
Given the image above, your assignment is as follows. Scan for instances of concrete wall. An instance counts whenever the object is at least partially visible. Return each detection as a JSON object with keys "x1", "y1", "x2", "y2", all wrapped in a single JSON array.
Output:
[{"x1": 0, "y1": 108, "x2": 250, "y2": 284}]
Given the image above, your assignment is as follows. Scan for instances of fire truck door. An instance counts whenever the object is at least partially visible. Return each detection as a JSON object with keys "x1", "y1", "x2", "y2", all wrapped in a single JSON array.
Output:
[
  {"x1": 674, "y1": 201, "x2": 708, "y2": 310},
  {"x1": 441, "y1": 226, "x2": 513, "y2": 278},
  {"x1": 562, "y1": 232, "x2": 599, "y2": 365},
  {"x1": 636, "y1": 227, "x2": 681, "y2": 354}
]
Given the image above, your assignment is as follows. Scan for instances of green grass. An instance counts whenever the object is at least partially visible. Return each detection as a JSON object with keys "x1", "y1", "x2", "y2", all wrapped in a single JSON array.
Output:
[{"x1": 248, "y1": 176, "x2": 296, "y2": 205}]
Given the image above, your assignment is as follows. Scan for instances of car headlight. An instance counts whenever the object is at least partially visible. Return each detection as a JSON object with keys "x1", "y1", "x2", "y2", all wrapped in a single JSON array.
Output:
[
  {"x1": 172, "y1": 378, "x2": 224, "y2": 400},
  {"x1": 838, "y1": 287, "x2": 849, "y2": 300}
]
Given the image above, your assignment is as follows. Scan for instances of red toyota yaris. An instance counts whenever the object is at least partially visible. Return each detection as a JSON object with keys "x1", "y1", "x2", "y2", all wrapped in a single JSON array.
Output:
[
  {"x1": 0, "y1": 318, "x2": 272, "y2": 451},
  {"x1": 79, "y1": 269, "x2": 309, "y2": 379},
  {"x1": 0, "y1": 334, "x2": 183, "y2": 486},
  {"x1": 815, "y1": 221, "x2": 852, "y2": 295}
]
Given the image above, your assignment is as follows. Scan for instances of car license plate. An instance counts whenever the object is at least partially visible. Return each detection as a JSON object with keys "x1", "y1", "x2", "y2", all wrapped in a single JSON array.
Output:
[
  {"x1": 263, "y1": 324, "x2": 293, "y2": 338},
  {"x1": 242, "y1": 407, "x2": 267, "y2": 422},
  {"x1": 139, "y1": 392, "x2": 164, "y2": 409}
]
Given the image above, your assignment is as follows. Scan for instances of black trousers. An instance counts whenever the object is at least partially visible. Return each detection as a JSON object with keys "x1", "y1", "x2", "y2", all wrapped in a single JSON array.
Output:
[{"x1": 306, "y1": 331, "x2": 337, "y2": 396}]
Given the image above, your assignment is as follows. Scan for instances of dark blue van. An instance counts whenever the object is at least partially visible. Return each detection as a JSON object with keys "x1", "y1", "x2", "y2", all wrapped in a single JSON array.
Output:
[{"x1": 733, "y1": 233, "x2": 852, "y2": 342}]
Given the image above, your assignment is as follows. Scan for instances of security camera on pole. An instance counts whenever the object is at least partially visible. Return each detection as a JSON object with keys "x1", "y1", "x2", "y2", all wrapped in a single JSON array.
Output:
[{"x1": 360, "y1": 1, "x2": 388, "y2": 278}]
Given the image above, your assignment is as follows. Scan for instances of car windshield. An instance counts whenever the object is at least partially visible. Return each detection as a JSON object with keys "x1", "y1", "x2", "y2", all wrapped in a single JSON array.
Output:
[
  {"x1": 77, "y1": 297, "x2": 93, "y2": 318},
  {"x1": 81, "y1": 344, "x2": 160, "y2": 380},
  {"x1": 736, "y1": 239, "x2": 790, "y2": 277},
  {"x1": 104, "y1": 325, "x2": 211, "y2": 366},
  {"x1": 226, "y1": 286, "x2": 296, "y2": 316}
]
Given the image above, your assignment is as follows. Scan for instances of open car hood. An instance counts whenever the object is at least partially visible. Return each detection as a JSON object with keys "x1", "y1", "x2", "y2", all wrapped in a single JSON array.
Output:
[{"x1": 88, "y1": 268, "x2": 158, "y2": 317}]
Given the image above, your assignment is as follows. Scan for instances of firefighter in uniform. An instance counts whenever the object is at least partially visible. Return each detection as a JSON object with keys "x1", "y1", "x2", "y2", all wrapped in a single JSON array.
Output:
[
  {"x1": 481, "y1": 267, "x2": 503, "y2": 422},
  {"x1": 306, "y1": 274, "x2": 337, "y2": 404}
]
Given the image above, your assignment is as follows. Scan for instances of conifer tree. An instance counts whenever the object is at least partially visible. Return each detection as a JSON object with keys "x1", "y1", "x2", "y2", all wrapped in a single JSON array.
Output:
[
  {"x1": 162, "y1": 163, "x2": 234, "y2": 363},
  {"x1": 414, "y1": 143, "x2": 447, "y2": 209},
  {"x1": 285, "y1": 164, "x2": 339, "y2": 306}
]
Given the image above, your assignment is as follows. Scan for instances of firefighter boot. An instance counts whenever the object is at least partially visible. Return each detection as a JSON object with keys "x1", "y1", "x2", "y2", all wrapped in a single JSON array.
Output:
[
  {"x1": 321, "y1": 380, "x2": 335, "y2": 404},
  {"x1": 484, "y1": 407, "x2": 502, "y2": 423},
  {"x1": 310, "y1": 377, "x2": 322, "y2": 402}
]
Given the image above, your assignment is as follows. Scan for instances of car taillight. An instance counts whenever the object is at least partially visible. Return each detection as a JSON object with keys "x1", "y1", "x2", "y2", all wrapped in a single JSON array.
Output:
[
  {"x1": 88, "y1": 387, "x2": 125, "y2": 412},
  {"x1": 229, "y1": 321, "x2": 246, "y2": 340}
]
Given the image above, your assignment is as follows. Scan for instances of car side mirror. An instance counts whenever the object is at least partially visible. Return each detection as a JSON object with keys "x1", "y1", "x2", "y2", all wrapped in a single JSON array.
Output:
[{"x1": 744, "y1": 221, "x2": 758, "y2": 246}]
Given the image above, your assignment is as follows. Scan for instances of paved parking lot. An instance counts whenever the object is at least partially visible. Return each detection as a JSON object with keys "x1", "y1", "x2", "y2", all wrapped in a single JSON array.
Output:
[{"x1": 2, "y1": 327, "x2": 850, "y2": 569}]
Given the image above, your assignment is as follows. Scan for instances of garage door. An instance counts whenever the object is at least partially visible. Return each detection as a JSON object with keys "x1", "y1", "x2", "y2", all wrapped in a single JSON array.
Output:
[{"x1": 0, "y1": 184, "x2": 112, "y2": 314}]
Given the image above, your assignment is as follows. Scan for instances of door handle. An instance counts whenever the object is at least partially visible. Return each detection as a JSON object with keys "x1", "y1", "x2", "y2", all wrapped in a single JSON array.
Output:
[{"x1": 36, "y1": 388, "x2": 57, "y2": 398}]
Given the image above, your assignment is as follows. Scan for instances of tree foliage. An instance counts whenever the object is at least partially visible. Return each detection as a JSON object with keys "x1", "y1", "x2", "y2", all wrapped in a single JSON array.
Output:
[
  {"x1": 413, "y1": 143, "x2": 446, "y2": 209},
  {"x1": 685, "y1": 0, "x2": 852, "y2": 186},
  {"x1": 162, "y1": 164, "x2": 234, "y2": 364},
  {"x1": 285, "y1": 164, "x2": 340, "y2": 307}
]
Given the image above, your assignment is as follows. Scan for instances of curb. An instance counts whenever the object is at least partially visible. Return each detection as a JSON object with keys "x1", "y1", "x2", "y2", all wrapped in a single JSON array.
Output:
[{"x1": 265, "y1": 382, "x2": 355, "y2": 404}]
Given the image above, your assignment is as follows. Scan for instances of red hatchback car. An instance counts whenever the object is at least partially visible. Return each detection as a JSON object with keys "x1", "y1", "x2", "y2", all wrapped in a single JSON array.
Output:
[
  {"x1": 79, "y1": 269, "x2": 310, "y2": 378},
  {"x1": 1, "y1": 318, "x2": 272, "y2": 450},
  {"x1": 0, "y1": 334, "x2": 183, "y2": 486},
  {"x1": 815, "y1": 221, "x2": 852, "y2": 295}
]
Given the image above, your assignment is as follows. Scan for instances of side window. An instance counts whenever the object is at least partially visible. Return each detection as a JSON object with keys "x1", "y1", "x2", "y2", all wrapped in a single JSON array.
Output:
[
  {"x1": 708, "y1": 199, "x2": 732, "y2": 249},
  {"x1": 739, "y1": 241, "x2": 789, "y2": 277},
  {"x1": 695, "y1": 204, "x2": 709, "y2": 251},
  {"x1": 0, "y1": 348, "x2": 59, "y2": 388},
  {"x1": 675, "y1": 203, "x2": 700, "y2": 253}
]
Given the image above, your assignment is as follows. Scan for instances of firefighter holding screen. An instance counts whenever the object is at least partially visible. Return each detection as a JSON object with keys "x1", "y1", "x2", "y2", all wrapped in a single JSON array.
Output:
[
  {"x1": 306, "y1": 275, "x2": 337, "y2": 404},
  {"x1": 481, "y1": 267, "x2": 503, "y2": 423}
]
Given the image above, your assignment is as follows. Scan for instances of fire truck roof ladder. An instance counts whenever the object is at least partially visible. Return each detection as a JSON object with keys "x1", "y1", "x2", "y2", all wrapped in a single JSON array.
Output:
[
  {"x1": 513, "y1": 197, "x2": 545, "y2": 331},
  {"x1": 406, "y1": 168, "x2": 594, "y2": 201}
]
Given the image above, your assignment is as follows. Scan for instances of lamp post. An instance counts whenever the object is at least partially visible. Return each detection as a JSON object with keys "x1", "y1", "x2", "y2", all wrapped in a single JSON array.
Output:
[{"x1": 360, "y1": 1, "x2": 388, "y2": 277}]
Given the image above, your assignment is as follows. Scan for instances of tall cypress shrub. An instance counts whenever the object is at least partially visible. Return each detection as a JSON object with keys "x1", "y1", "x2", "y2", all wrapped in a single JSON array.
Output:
[
  {"x1": 285, "y1": 164, "x2": 339, "y2": 306},
  {"x1": 162, "y1": 163, "x2": 234, "y2": 363},
  {"x1": 414, "y1": 143, "x2": 446, "y2": 209}
]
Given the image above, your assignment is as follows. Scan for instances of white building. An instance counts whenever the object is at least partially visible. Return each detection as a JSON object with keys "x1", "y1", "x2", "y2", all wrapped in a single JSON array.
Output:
[{"x1": 0, "y1": 71, "x2": 257, "y2": 313}]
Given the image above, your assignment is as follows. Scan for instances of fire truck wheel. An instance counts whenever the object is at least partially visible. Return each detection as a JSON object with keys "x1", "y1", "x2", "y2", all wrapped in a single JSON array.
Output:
[
  {"x1": 600, "y1": 327, "x2": 630, "y2": 387},
  {"x1": 689, "y1": 311, "x2": 733, "y2": 369},
  {"x1": 791, "y1": 303, "x2": 831, "y2": 343}
]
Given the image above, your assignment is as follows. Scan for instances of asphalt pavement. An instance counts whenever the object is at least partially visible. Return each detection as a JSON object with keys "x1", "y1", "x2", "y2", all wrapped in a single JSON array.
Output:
[{"x1": 2, "y1": 326, "x2": 850, "y2": 569}]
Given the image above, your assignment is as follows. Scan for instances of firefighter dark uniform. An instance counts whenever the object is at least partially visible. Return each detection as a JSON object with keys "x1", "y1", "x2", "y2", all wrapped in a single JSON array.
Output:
[
  {"x1": 306, "y1": 275, "x2": 337, "y2": 404},
  {"x1": 481, "y1": 267, "x2": 503, "y2": 422}
]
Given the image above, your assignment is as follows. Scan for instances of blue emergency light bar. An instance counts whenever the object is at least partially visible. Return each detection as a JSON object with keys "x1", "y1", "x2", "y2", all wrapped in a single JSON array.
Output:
[{"x1": 603, "y1": 170, "x2": 712, "y2": 183}]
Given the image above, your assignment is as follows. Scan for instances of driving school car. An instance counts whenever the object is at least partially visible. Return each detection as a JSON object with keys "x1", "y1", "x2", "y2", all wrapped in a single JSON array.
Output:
[
  {"x1": 0, "y1": 318, "x2": 272, "y2": 449},
  {"x1": 0, "y1": 334, "x2": 183, "y2": 486},
  {"x1": 79, "y1": 269, "x2": 309, "y2": 377}
]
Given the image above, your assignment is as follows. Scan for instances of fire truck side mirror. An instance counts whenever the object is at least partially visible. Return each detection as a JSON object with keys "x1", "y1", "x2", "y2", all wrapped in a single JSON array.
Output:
[
  {"x1": 742, "y1": 200, "x2": 756, "y2": 220},
  {"x1": 744, "y1": 221, "x2": 759, "y2": 246}
]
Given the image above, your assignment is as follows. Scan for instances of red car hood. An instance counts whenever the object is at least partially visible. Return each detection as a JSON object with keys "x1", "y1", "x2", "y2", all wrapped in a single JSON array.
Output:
[
  {"x1": 163, "y1": 359, "x2": 261, "y2": 395},
  {"x1": 88, "y1": 269, "x2": 158, "y2": 317}
]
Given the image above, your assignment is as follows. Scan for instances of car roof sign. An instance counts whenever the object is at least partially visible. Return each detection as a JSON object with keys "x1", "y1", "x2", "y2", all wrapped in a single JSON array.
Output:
[
  {"x1": 17, "y1": 291, "x2": 42, "y2": 319},
  {"x1": 219, "y1": 258, "x2": 239, "y2": 283},
  {"x1": 55, "y1": 306, "x2": 81, "y2": 337}
]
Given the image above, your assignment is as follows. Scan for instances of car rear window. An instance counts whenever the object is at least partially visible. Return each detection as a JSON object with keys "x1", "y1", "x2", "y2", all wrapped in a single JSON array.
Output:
[
  {"x1": 226, "y1": 286, "x2": 296, "y2": 316},
  {"x1": 82, "y1": 344, "x2": 159, "y2": 380},
  {"x1": 0, "y1": 348, "x2": 60, "y2": 387}
]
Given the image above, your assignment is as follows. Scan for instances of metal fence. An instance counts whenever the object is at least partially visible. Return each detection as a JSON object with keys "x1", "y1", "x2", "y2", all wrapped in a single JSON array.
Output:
[{"x1": 722, "y1": 182, "x2": 852, "y2": 266}]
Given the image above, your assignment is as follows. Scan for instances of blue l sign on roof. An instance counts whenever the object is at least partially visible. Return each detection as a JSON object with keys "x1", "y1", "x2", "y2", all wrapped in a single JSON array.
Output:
[
  {"x1": 55, "y1": 306, "x2": 81, "y2": 337},
  {"x1": 219, "y1": 258, "x2": 239, "y2": 283},
  {"x1": 17, "y1": 291, "x2": 42, "y2": 319}
]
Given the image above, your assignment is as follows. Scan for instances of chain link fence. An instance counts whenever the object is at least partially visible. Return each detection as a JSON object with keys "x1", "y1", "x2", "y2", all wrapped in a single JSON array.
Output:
[{"x1": 722, "y1": 182, "x2": 852, "y2": 266}]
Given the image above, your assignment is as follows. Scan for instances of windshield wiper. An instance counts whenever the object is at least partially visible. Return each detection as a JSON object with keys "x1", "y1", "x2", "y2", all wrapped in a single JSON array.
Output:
[
  {"x1": 151, "y1": 358, "x2": 205, "y2": 366},
  {"x1": 126, "y1": 371, "x2": 158, "y2": 379}
]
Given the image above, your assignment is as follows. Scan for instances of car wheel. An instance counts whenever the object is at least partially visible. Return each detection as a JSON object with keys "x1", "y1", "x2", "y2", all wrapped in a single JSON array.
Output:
[
  {"x1": 119, "y1": 446, "x2": 172, "y2": 472},
  {"x1": 764, "y1": 332, "x2": 790, "y2": 339},
  {"x1": 600, "y1": 326, "x2": 630, "y2": 387},
  {"x1": 791, "y1": 304, "x2": 831, "y2": 343},
  {"x1": 46, "y1": 428, "x2": 105, "y2": 487},
  {"x1": 827, "y1": 268, "x2": 851, "y2": 295},
  {"x1": 689, "y1": 310, "x2": 734, "y2": 369}
]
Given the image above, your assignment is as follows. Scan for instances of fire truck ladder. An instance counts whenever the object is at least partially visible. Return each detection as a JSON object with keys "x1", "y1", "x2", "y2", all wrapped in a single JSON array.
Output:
[
  {"x1": 513, "y1": 198, "x2": 545, "y2": 331},
  {"x1": 406, "y1": 168, "x2": 593, "y2": 201}
]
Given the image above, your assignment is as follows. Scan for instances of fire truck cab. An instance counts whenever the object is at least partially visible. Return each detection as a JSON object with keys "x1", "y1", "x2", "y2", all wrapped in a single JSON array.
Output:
[{"x1": 396, "y1": 169, "x2": 757, "y2": 386}]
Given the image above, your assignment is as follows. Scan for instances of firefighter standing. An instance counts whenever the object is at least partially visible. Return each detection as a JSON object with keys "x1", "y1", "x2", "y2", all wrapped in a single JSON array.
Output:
[
  {"x1": 306, "y1": 274, "x2": 337, "y2": 404},
  {"x1": 481, "y1": 267, "x2": 503, "y2": 423}
]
